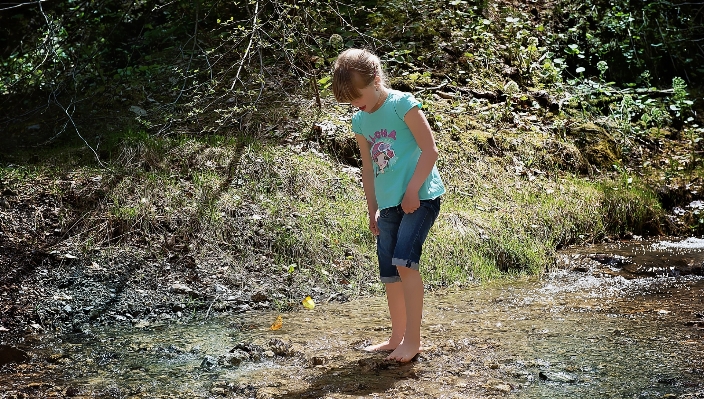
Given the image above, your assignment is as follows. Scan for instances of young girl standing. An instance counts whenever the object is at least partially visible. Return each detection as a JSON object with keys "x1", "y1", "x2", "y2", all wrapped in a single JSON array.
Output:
[{"x1": 332, "y1": 48, "x2": 445, "y2": 363}]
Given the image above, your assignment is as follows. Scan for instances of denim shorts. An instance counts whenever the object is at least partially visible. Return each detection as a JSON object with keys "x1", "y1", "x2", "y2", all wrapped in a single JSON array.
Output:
[{"x1": 376, "y1": 197, "x2": 441, "y2": 283}]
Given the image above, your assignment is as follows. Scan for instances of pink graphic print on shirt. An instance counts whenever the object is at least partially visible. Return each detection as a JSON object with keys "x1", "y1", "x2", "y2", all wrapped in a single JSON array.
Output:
[{"x1": 368, "y1": 129, "x2": 397, "y2": 177}]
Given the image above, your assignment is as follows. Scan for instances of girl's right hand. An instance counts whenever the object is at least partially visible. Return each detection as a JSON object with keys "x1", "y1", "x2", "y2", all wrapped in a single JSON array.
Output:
[{"x1": 368, "y1": 210, "x2": 380, "y2": 236}]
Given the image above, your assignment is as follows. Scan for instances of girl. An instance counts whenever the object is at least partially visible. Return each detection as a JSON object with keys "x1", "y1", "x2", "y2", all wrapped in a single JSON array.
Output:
[{"x1": 332, "y1": 48, "x2": 445, "y2": 362}]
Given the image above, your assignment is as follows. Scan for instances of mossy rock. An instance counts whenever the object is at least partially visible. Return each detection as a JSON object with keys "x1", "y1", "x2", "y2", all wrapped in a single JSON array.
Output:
[
  {"x1": 464, "y1": 130, "x2": 506, "y2": 156},
  {"x1": 540, "y1": 139, "x2": 588, "y2": 173},
  {"x1": 568, "y1": 123, "x2": 620, "y2": 169}
]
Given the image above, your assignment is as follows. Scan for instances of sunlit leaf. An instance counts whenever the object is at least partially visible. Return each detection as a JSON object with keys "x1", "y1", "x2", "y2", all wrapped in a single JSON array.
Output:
[
  {"x1": 270, "y1": 315, "x2": 283, "y2": 330},
  {"x1": 302, "y1": 296, "x2": 315, "y2": 310}
]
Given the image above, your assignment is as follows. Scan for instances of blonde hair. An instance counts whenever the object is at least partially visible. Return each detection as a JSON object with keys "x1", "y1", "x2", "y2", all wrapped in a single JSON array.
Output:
[{"x1": 332, "y1": 48, "x2": 386, "y2": 103}]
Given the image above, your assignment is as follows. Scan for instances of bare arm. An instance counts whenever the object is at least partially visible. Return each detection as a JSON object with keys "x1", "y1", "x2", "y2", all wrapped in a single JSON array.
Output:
[
  {"x1": 355, "y1": 134, "x2": 380, "y2": 235},
  {"x1": 402, "y1": 106, "x2": 439, "y2": 213}
]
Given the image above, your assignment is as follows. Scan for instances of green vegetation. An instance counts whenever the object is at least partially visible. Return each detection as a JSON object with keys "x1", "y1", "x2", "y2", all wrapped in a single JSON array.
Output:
[{"x1": 1, "y1": 0, "x2": 702, "y2": 296}]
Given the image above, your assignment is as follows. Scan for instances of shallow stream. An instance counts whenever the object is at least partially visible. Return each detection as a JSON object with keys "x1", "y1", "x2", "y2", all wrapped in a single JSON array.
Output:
[{"x1": 2, "y1": 238, "x2": 704, "y2": 398}]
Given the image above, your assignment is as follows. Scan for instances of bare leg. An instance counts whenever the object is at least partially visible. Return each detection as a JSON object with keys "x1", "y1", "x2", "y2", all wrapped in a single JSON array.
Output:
[
  {"x1": 364, "y1": 281, "x2": 406, "y2": 352},
  {"x1": 387, "y1": 266, "x2": 423, "y2": 362}
]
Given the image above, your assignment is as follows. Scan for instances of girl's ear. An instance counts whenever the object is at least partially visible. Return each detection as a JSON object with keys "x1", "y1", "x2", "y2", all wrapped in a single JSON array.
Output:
[{"x1": 374, "y1": 74, "x2": 382, "y2": 88}]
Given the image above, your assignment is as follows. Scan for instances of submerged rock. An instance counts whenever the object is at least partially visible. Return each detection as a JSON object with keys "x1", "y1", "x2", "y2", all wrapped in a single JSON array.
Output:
[
  {"x1": 231, "y1": 342, "x2": 265, "y2": 361},
  {"x1": 538, "y1": 371, "x2": 578, "y2": 383},
  {"x1": 588, "y1": 254, "x2": 632, "y2": 267},
  {"x1": 200, "y1": 355, "x2": 217, "y2": 370}
]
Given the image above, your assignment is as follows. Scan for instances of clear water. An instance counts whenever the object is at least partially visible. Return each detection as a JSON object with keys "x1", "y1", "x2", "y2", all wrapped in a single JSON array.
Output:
[{"x1": 1, "y1": 238, "x2": 703, "y2": 398}]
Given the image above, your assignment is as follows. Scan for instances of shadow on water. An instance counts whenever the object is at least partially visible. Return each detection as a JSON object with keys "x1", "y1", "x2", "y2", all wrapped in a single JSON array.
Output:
[
  {"x1": 0, "y1": 345, "x2": 28, "y2": 366},
  {"x1": 273, "y1": 358, "x2": 412, "y2": 399}
]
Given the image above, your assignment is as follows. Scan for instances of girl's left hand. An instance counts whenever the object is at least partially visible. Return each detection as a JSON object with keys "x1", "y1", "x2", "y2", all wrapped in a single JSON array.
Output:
[{"x1": 401, "y1": 192, "x2": 420, "y2": 214}]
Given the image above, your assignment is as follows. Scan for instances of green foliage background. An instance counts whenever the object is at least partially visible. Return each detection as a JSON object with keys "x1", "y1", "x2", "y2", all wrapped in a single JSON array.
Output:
[{"x1": 1, "y1": 0, "x2": 702, "y2": 147}]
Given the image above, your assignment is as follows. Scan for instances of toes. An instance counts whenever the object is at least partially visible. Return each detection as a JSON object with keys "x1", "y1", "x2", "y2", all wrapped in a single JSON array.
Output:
[{"x1": 386, "y1": 349, "x2": 417, "y2": 362}]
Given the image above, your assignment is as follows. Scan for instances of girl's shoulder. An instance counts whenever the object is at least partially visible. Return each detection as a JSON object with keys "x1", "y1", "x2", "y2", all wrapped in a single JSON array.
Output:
[
  {"x1": 386, "y1": 89, "x2": 421, "y2": 119},
  {"x1": 386, "y1": 89, "x2": 415, "y2": 102}
]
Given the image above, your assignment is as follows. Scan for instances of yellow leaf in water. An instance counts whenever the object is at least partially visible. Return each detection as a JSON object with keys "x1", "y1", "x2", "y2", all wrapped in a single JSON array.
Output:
[
  {"x1": 270, "y1": 315, "x2": 283, "y2": 330},
  {"x1": 302, "y1": 296, "x2": 315, "y2": 310}
]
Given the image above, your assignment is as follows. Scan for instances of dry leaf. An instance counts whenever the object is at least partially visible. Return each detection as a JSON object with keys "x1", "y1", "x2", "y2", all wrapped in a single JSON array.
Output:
[
  {"x1": 270, "y1": 315, "x2": 283, "y2": 330},
  {"x1": 302, "y1": 296, "x2": 315, "y2": 310}
]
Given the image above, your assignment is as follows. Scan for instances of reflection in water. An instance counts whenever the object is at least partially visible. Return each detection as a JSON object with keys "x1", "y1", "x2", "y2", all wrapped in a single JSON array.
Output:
[{"x1": 1, "y1": 239, "x2": 703, "y2": 398}]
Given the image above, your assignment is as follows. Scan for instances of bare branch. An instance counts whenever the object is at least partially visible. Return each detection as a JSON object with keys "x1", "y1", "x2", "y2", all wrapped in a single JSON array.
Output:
[
  {"x1": 52, "y1": 93, "x2": 110, "y2": 169},
  {"x1": 230, "y1": 0, "x2": 260, "y2": 91},
  {"x1": 0, "y1": 0, "x2": 47, "y2": 12}
]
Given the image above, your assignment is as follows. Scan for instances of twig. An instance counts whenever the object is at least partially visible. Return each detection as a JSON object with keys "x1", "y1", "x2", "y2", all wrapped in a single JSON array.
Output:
[
  {"x1": 0, "y1": 0, "x2": 48, "y2": 12},
  {"x1": 171, "y1": 1, "x2": 200, "y2": 105},
  {"x1": 230, "y1": 0, "x2": 260, "y2": 91},
  {"x1": 52, "y1": 94, "x2": 109, "y2": 169},
  {"x1": 413, "y1": 82, "x2": 448, "y2": 95},
  {"x1": 204, "y1": 294, "x2": 221, "y2": 319}
]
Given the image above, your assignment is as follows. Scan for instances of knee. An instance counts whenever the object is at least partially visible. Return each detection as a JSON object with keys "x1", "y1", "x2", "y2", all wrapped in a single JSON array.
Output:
[{"x1": 396, "y1": 266, "x2": 420, "y2": 278}]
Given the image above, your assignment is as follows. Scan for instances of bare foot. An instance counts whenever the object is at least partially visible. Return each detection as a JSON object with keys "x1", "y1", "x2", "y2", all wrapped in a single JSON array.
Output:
[
  {"x1": 364, "y1": 339, "x2": 401, "y2": 352},
  {"x1": 386, "y1": 341, "x2": 421, "y2": 362}
]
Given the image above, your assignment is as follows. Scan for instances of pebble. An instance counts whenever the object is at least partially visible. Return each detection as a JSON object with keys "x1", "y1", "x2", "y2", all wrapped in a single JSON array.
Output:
[
  {"x1": 170, "y1": 283, "x2": 195, "y2": 295},
  {"x1": 134, "y1": 320, "x2": 150, "y2": 328},
  {"x1": 492, "y1": 383, "x2": 512, "y2": 393}
]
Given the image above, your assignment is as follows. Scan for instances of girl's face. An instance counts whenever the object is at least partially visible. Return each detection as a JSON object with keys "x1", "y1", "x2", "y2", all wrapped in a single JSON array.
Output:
[{"x1": 349, "y1": 76, "x2": 383, "y2": 113}]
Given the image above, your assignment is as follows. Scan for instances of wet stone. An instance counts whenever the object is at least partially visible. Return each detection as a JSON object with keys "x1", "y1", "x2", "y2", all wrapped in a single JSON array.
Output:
[
  {"x1": 538, "y1": 371, "x2": 578, "y2": 383},
  {"x1": 47, "y1": 352, "x2": 67, "y2": 363},
  {"x1": 310, "y1": 356, "x2": 327, "y2": 366},
  {"x1": 588, "y1": 254, "x2": 631, "y2": 267},
  {"x1": 232, "y1": 342, "x2": 264, "y2": 361},
  {"x1": 485, "y1": 381, "x2": 513, "y2": 393},
  {"x1": 219, "y1": 349, "x2": 250, "y2": 367},
  {"x1": 268, "y1": 338, "x2": 295, "y2": 357},
  {"x1": 200, "y1": 355, "x2": 217, "y2": 370}
]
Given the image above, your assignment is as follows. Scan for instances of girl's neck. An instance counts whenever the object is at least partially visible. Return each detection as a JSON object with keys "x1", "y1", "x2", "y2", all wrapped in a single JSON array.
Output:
[{"x1": 369, "y1": 88, "x2": 389, "y2": 113}]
